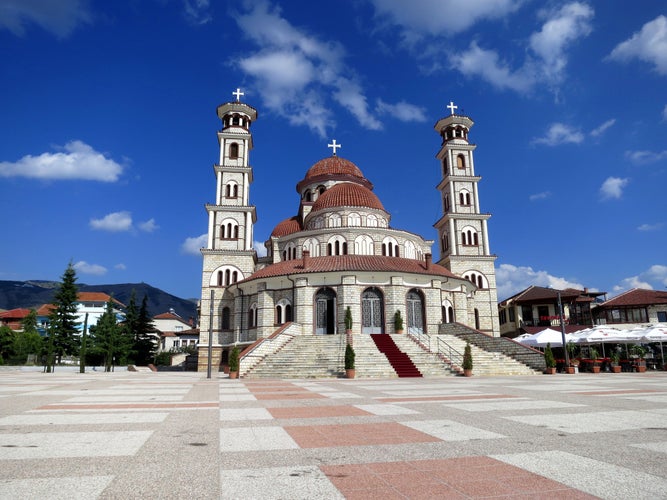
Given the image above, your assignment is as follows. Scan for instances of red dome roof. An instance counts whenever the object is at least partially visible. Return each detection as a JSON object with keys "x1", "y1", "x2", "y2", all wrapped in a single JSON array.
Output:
[
  {"x1": 304, "y1": 156, "x2": 365, "y2": 181},
  {"x1": 311, "y1": 183, "x2": 384, "y2": 213},
  {"x1": 270, "y1": 216, "x2": 301, "y2": 237}
]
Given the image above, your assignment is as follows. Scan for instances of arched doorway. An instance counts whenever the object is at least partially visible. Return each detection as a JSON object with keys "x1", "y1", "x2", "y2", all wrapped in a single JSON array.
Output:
[
  {"x1": 406, "y1": 289, "x2": 425, "y2": 334},
  {"x1": 315, "y1": 288, "x2": 336, "y2": 335},
  {"x1": 362, "y1": 287, "x2": 384, "y2": 334}
]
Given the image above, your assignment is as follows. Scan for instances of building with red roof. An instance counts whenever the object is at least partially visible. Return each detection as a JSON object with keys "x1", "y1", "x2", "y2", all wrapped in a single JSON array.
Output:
[{"x1": 197, "y1": 94, "x2": 500, "y2": 371}]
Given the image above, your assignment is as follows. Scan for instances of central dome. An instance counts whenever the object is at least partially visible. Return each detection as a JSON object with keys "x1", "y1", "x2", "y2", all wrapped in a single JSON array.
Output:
[
  {"x1": 311, "y1": 182, "x2": 385, "y2": 212},
  {"x1": 304, "y1": 156, "x2": 365, "y2": 181}
]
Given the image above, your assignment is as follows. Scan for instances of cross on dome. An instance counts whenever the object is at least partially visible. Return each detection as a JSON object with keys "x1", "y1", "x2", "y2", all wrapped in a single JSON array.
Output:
[
  {"x1": 232, "y1": 88, "x2": 244, "y2": 102},
  {"x1": 328, "y1": 139, "x2": 342, "y2": 156},
  {"x1": 446, "y1": 101, "x2": 458, "y2": 115}
]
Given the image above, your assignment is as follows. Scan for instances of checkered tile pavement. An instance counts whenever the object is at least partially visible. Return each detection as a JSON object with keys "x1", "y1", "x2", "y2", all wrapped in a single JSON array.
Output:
[{"x1": 1, "y1": 370, "x2": 667, "y2": 498}]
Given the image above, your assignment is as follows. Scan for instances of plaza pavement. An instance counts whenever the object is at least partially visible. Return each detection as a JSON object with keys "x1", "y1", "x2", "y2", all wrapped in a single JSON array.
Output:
[{"x1": 1, "y1": 369, "x2": 666, "y2": 499}]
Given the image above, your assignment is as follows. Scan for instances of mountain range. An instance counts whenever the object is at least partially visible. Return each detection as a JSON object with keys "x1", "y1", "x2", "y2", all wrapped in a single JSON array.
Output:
[{"x1": 0, "y1": 280, "x2": 198, "y2": 322}]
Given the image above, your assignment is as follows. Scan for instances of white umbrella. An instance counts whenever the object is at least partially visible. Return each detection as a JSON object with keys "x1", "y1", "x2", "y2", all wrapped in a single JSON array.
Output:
[
  {"x1": 519, "y1": 328, "x2": 568, "y2": 348},
  {"x1": 641, "y1": 323, "x2": 667, "y2": 362}
]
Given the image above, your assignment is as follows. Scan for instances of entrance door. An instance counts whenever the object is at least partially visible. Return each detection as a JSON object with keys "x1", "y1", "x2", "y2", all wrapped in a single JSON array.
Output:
[
  {"x1": 315, "y1": 288, "x2": 336, "y2": 335},
  {"x1": 362, "y1": 288, "x2": 384, "y2": 334},
  {"x1": 407, "y1": 290, "x2": 424, "y2": 334}
]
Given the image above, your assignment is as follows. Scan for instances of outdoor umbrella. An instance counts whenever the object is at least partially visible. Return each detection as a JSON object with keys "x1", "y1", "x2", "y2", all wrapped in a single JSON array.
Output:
[
  {"x1": 641, "y1": 323, "x2": 667, "y2": 362},
  {"x1": 518, "y1": 328, "x2": 568, "y2": 348}
]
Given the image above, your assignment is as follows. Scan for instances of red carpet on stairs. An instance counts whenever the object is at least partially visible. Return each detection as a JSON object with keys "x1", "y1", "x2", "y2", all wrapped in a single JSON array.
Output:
[{"x1": 371, "y1": 334, "x2": 422, "y2": 377}]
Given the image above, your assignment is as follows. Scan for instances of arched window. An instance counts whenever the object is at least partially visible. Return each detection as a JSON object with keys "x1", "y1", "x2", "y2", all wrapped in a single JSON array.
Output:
[
  {"x1": 442, "y1": 232, "x2": 449, "y2": 251},
  {"x1": 282, "y1": 242, "x2": 296, "y2": 261},
  {"x1": 366, "y1": 214, "x2": 378, "y2": 227},
  {"x1": 461, "y1": 228, "x2": 478, "y2": 246},
  {"x1": 328, "y1": 214, "x2": 341, "y2": 228},
  {"x1": 210, "y1": 265, "x2": 243, "y2": 287},
  {"x1": 225, "y1": 183, "x2": 238, "y2": 198},
  {"x1": 354, "y1": 235, "x2": 374, "y2": 255},
  {"x1": 232, "y1": 115, "x2": 240, "y2": 126},
  {"x1": 381, "y1": 236, "x2": 399, "y2": 257},
  {"x1": 474, "y1": 309, "x2": 480, "y2": 330},
  {"x1": 229, "y1": 143, "x2": 239, "y2": 159},
  {"x1": 248, "y1": 303, "x2": 258, "y2": 328},
  {"x1": 221, "y1": 307, "x2": 231, "y2": 330},
  {"x1": 327, "y1": 235, "x2": 347, "y2": 256},
  {"x1": 276, "y1": 299, "x2": 292, "y2": 325},
  {"x1": 314, "y1": 288, "x2": 337, "y2": 335},
  {"x1": 348, "y1": 213, "x2": 361, "y2": 226},
  {"x1": 457, "y1": 154, "x2": 465, "y2": 169},
  {"x1": 304, "y1": 191, "x2": 312, "y2": 202},
  {"x1": 444, "y1": 194, "x2": 450, "y2": 212},
  {"x1": 220, "y1": 219, "x2": 239, "y2": 239},
  {"x1": 442, "y1": 300, "x2": 454, "y2": 323},
  {"x1": 459, "y1": 190, "x2": 471, "y2": 206},
  {"x1": 217, "y1": 271, "x2": 223, "y2": 287}
]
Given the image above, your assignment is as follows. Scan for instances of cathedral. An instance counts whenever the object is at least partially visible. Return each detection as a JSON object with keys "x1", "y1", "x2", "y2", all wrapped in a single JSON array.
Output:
[{"x1": 197, "y1": 91, "x2": 500, "y2": 371}]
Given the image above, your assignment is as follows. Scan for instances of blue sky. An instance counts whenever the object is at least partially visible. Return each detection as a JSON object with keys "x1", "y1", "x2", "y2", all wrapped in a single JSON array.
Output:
[{"x1": 1, "y1": 0, "x2": 665, "y2": 302}]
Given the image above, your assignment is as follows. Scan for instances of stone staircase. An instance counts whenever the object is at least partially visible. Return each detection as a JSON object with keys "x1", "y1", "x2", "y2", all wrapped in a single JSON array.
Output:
[
  {"x1": 243, "y1": 334, "x2": 345, "y2": 379},
  {"x1": 349, "y1": 334, "x2": 400, "y2": 378},
  {"x1": 390, "y1": 335, "x2": 458, "y2": 377},
  {"x1": 440, "y1": 322, "x2": 546, "y2": 374}
]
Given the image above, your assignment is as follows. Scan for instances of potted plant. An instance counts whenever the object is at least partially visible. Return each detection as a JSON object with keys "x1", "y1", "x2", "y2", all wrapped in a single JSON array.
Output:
[
  {"x1": 394, "y1": 310, "x2": 404, "y2": 334},
  {"x1": 631, "y1": 345, "x2": 647, "y2": 372},
  {"x1": 589, "y1": 347, "x2": 601, "y2": 373},
  {"x1": 544, "y1": 342, "x2": 557, "y2": 374},
  {"x1": 228, "y1": 345, "x2": 240, "y2": 379},
  {"x1": 610, "y1": 351, "x2": 622, "y2": 373},
  {"x1": 462, "y1": 342, "x2": 473, "y2": 377},
  {"x1": 566, "y1": 342, "x2": 579, "y2": 374},
  {"x1": 345, "y1": 306, "x2": 353, "y2": 335},
  {"x1": 344, "y1": 343, "x2": 355, "y2": 379}
]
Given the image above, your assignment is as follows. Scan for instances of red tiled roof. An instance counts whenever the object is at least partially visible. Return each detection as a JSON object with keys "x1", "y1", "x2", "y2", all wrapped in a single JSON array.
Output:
[
  {"x1": 242, "y1": 255, "x2": 458, "y2": 282},
  {"x1": 601, "y1": 288, "x2": 667, "y2": 307},
  {"x1": 154, "y1": 312, "x2": 182, "y2": 320},
  {"x1": 270, "y1": 216, "x2": 302, "y2": 238},
  {"x1": 311, "y1": 183, "x2": 384, "y2": 213},
  {"x1": 77, "y1": 292, "x2": 125, "y2": 308},
  {"x1": 304, "y1": 156, "x2": 365, "y2": 180},
  {"x1": 499, "y1": 285, "x2": 583, "y2": 305},
  {"x1": 0, "y1": 308, "x2": 32, "y2": 320}
]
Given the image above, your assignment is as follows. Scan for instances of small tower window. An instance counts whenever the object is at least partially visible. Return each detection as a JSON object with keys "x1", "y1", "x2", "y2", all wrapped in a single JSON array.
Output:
[
  {"x1": 221, "y1": 307, "x2": 231, "y2": 330},
  {"x1": 232, "y1": 115, "x2": 240, "y2": 126},
  {"x1": 457, "y1": 154, "x2": 466, "y2": 169},
  {"x1": 229, "y1": 143, "x2": 239, "y2": 159}
]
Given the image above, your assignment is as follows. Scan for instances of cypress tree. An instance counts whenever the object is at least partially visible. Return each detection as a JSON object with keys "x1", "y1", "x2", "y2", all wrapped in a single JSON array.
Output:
[
  {"x1": 47, "y1": 262, "x2": 80, "y2": 369},
  {"x1": 134, "y1": 294, "x2": 157, "y2": 365}
]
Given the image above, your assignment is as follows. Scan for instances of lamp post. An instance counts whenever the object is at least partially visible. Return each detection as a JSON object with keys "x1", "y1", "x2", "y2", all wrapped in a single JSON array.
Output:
[
  {"x1": 558, "y1": 291, "x2": 570, "y2": 367},
  {"x1": 207, "y1": 289, "x2": 213, "y2": 379}
]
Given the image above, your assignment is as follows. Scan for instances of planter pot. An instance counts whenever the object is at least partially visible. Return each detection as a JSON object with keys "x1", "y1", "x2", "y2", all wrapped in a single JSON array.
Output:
[
  {"x1": 611, "y1": 365, "x2": 622, "y2": 373},
  {"x1": 545, "y1": 367, "x2": 556, "y2": 375},
  {"x1": 565, "y1": 366, "x2": 575, "y2": 374},
  {"x1": 395, "y1": 329, "x2": 404, "y2": 334},
  {"x1": 345, "y1": 368, "x2": 355, "y2": 379},
  {"x1": 636, "y1": 365, "x2": 646, "y2": 373},
  {"x1": 463, "y1": 369, "x2": 473, "y2": 377},
  {"x1": 592, "y1": 365, "x2": 601, "y2": 373},
  {"x1": 229, "y1": 371, "x2": 238, "y2": 379},
  {"x1": 222, "y1": 364, "x2": 230, "y2": 374}
]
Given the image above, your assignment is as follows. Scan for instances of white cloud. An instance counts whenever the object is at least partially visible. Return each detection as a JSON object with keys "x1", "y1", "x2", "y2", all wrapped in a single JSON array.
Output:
[
  {"x1": 253, "y1": 240, "x2": 267, "y2": 257},
  {"x1": 233, "y1": 1, "x2": 382, "y2": 137},
  {"x1": 496, "y1": 263, "x2": 584, "y2": 301},
  {"x1": 369, "y1": 0, "x2": 523, "y2": 37},
  {"x1": 608, "y1": 15, "x2": 667, "y2": 75},
  {"x1": 0, "y1": 0, "x2": 92, "y2": 38},
  {"x1": 114, "y1": 263, "x2": 127, "y2": 270},
  {"x1": 450, "y1": 42, "x2": 534, "y2": 93},
  {"x1": 73, "y1": 260, "x2": 107, "y2": 276},
  {"x1": 599, "y1": 177, "x2": 628, "y2": 200},
  {"x1": 663, "y1": 104, "x2": 667, "y2": 121},
  {"x1": 625, "y1": 150, "x2": 667, "y2": 165},
  {"x1": 0, "y1": 141, "x2": 123, "y2": 182},
  {"x1": 375, "y1": 99, "x2": 427, "y2": 122},
  {"x1": 529, "y1": 2, "x2": 594, "y2": 84},
  {"x1": 138, "y1": 218, "x2": 158, "y2": 233},
  {"x1": 638, "y1": 223, "x2": 664, "y2": 232},
  {"x1": 182, "y1": 234, "x2": 207, "y2": 255},
  {"x1": 183, "y1": 0, "x2": 211, "y2": 25},
  {"x1": 590, "y1": 118, "x2": 616, "y2": 137},
  {"x1": 90, "y1": 211, "x2": 133, "y2": 232},
  {"x1": 613, "y1": 265, "x2": 667, "y2": 292},
  {"x1": 529, "y1": 191, "x2": 551, "y2": 201},
  {"x1": 532, "y1": 123, "x2": 584, "y2": 146}
]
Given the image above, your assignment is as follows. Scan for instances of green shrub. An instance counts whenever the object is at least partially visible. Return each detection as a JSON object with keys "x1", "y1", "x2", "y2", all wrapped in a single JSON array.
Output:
[
  {"x1": 544, "y1": 343, "x2": 556, "y2": 368},
  {"x1": 345, "y1": 307, "x2": 353, "y2": 331},
  {"x1": 462, "y1": 343, "x2": 473, "y2": 370},
  {"x1": 394, "y1": 310, "x2": 404, "y2": 331},
  {"x1": 344, "y1": 343, "x2": 355, "y2": 370},
  {"x1": 228, "y1": 346, "x2": 240, "y2": 372}
]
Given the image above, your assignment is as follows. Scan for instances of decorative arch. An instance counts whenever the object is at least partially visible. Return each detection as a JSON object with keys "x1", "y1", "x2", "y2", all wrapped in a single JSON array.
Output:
[
  {"x1": 404, "y1": 240, "x2": 416, "y2": 259},
  {"x1": 456, "y1": 154, "x2": 466, "y2": 169},
  {"x1": 314, "y1": 287, "x2": 337, "y2": 335},
  {"x1": 248, "y1": 303, "x2": 258, "y2": 328},
  {"x1": 225, "y1": 182, "x2": 239, "y2": 198},
  {"x1": 303, "y1": 238, "x2": 321, "y2": 257},
  {"x1": 282, "y1": 242, "x2": 297, "y2": 261},
  {"x1": 347, "y1": 212, "x2": 361, "y2": 226},
  {"x1": 328, "y1": 213, "x2": 341, "y2": 228},
  {"x1": 464, "y1": 271, "x2": 487, "y2": 289},
  {"x1": 381, "y1": 236, "x2": 399, "y2": 257},
  {"x1": 327, "y1": 235, "x2": 348, "y2": 256},
  {"x1": 442, "y1": 299, "x2": 454, "y2": 323},
  {"x1": 366, "y1": 214, "x2": 378, "y2": 227},
  {"x1": 220, "y1": 218, "x2": 239, "y2": 239},
  {"x1": 461, "y1": 226, "x2": 479, "y2": 246},
  {"x1": 459, "y1": 189, "x2": 471, "y2": 206},
  {"x1": 275, "y1": 298, "x2": 292, "y2": 325},
  {"x1": 354, "y1": 235, "x2": 374, "y2": 255}
]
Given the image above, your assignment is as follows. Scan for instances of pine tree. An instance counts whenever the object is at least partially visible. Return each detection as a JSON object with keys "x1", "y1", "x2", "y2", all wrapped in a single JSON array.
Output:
[
  {"x1": 47, "y1": 262, "x2": 80, "y2": 369},
  {"x1": 89, "y1": 298, "x2": 131, "y2": 372},
  {"x1": 123, "y1": 290, "x2": 140, "y2": 362},
  {"x1": 14, "y1": 309, "x2": 43, "y2": 363},
  {"x1": 134, "y1": 294, "x2": 157, "y2": 365}
]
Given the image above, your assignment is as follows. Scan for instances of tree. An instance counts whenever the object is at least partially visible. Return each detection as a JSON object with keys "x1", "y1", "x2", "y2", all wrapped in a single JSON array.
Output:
[
  {"x1": 89, "y1": 298, "x2": 131, "y2": 372},
  {"x1": 47, "y1": 262, "x2": 80, "y2": 369},
  {"x1": 13, "y1": 309, "x2": 43, "y2": 363},
  {"x1": 133, "y1": 294, "x2": 157, "y2": 365},
  {"x1": 0, "y1": 325, "x2": 13, "y2": 364}
]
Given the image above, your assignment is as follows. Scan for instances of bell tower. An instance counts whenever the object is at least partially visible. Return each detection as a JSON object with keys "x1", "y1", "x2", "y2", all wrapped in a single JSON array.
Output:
[
  {"x1": 433, "y1": 101, "x2": 499, "y2": 336},
  {"x1": 198, "y1": 89, "x2": 258, "y2": 371}
]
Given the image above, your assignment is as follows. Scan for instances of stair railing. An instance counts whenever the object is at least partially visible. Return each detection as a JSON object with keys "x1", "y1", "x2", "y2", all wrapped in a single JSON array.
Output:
[
  {"x1": 407, "y1": 328, "x2": 431, "y2": 351},
  {"x1": 435, "y1": 336, "x2": 464, "y2": 369}
]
